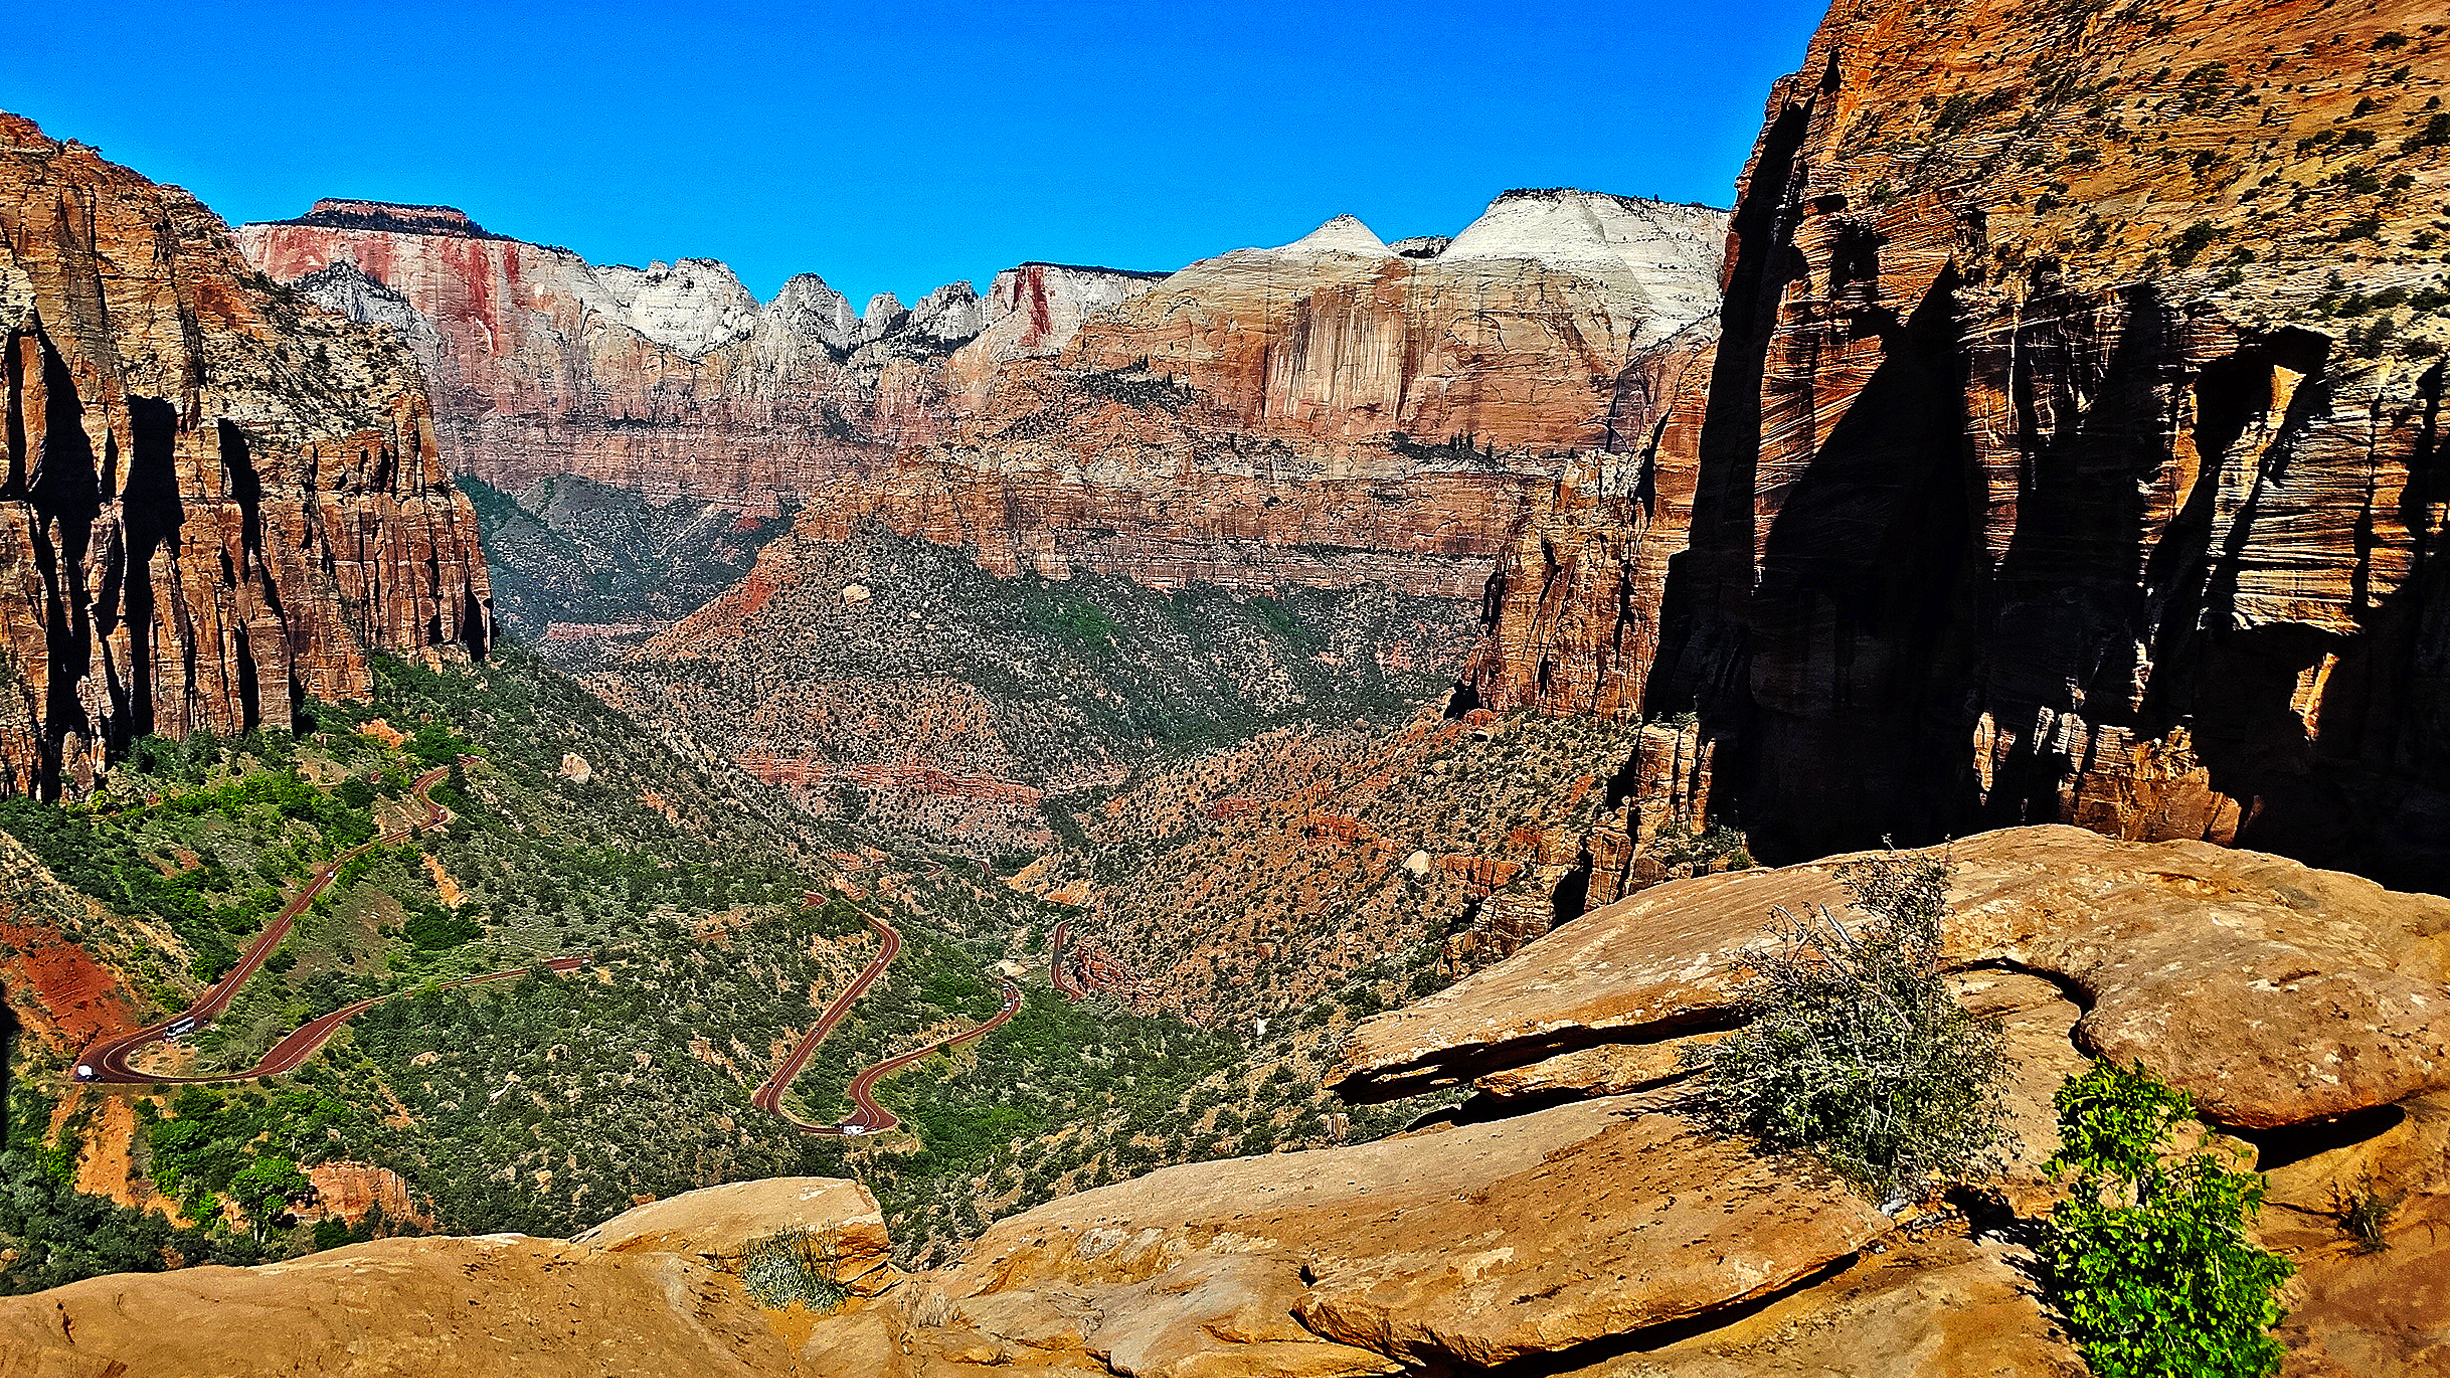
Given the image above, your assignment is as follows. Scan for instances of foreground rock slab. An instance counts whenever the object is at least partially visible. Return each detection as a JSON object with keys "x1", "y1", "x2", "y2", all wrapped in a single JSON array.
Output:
[
  {"x1": 0, "y1": 1176, "x2": 901, "y2": 1378},
  {"x1": 895, "y1": 1096, "x2": 1892, "y2": 1374},
  {"x1": 1334, "y1": 827, "x2": 2450, "y2": 1131},
  {"x1": 0, "y1": 1235, "x2": 801, "y2": 1378}
]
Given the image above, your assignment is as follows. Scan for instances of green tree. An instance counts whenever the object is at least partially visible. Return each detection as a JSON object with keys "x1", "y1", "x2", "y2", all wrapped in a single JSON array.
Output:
[
  {"x1": 2041, "y1": 1061, "x2": 2294, "y2": 1378},
  {"x1": 226, "y1": 1156, "x2": 313, "y2": 1243}
]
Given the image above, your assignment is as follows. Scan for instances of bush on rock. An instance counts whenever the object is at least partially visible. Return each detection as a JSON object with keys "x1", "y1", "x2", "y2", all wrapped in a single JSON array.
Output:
[{"x1": 1681, "y1": 848, "x2": 2010, "y2": 1196}]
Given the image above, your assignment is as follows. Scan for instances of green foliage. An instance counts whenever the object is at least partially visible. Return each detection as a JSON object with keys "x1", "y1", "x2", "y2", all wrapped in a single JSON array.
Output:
[
  {"x1": 1025, "y1": 590, "x2": 1120, "y2": 649},
  {"x1": 403, "y1": 905, "x2": 482, "y2": 950},
  {"x1": 226, "y1": 1156, "x2": 312, "y2": 1242},
  {"x1": 1682, "y1": 849, "x2": 2010, "y2": 1195},
  {"x1": 2167, "y1": 220, "x2": 2220, "y2": 268},
  {"x1": 2331, "y1": 1174, "x2": 2401, "y2": 1255},
  {"x1": 0, "y1": 765, "x2": 375, "y2": 981},
  {"x1": 2041, "y1": 1061, "x2": 2294, "y2": 1378},
  {"x1": 0, "y1": 1149, "x2": 243, "y2": 1292}
]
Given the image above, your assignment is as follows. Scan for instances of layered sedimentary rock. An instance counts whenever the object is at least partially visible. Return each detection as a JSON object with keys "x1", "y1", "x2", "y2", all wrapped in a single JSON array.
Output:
[
  {"x1": 1470, "y1": 0, "x2": 2450, "y2": 894},
  {"x1": 1460, "y1": 322, "x2": 1717, "y2": 718},
  {"x1": 0, "y1": 118, "x2": 491, "y2": 799},
  {"x1": 239, "y1": 192, "x2": 1728, "y2": 599},
  {"x1": 237, "y1": 201, "x2": 961, "y2": 508}
]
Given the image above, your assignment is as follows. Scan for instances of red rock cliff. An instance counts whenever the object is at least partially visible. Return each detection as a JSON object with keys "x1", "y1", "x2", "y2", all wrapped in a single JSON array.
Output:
[
  {"x1": 238, "y1": 196, "x2": 1728, "y2": 600},
  {"x1": 1500, "y1": 0, "x2": 2450, "y2": 890},
  {"x1": 0, "y1": 116, "x2": 492, "y2": 798}
]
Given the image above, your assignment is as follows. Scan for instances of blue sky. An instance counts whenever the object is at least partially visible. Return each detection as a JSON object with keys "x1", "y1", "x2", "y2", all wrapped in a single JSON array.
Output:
[{"x1": 8, "y1": 1, "x2": 1828, "y2": 305}]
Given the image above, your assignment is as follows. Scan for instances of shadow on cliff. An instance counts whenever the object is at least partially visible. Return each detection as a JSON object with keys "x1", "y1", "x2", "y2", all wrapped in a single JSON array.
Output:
[
  {"x1": 2212, "y1": 357, "x2": 2449, "y2": 891},
  {"x1": 1648, "y1": 246, "x2": 2449, "y2": 890}
]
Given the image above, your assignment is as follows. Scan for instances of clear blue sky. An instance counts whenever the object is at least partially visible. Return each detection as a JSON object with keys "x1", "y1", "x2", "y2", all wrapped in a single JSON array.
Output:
[{"x1": 7, "y1": 1, "x2": 1829, "y2": 305}]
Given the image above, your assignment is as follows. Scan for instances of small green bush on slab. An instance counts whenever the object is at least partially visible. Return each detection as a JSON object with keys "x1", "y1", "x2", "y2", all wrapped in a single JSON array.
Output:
[
  {"x1": 733, "y1": 1226, "x2": 852, "y2": 1314},
  {"x1": 2042, "y1": 1060, "x2": 2294, "y2": 1378}
]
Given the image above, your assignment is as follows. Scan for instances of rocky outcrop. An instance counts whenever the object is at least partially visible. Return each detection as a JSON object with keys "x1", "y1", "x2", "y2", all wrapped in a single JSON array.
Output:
[
  {"x1": 1333, "y1": 826, "x2": 2450, "y2": 1129},
  {"x1": 1548, "y1": 0, "x2": 2450, "y2": 892},
  {"x1": 1461, "y1": 323, "x2": 1717, "y2": 718},
  {"x1": 574, "y1": 1176, "x2": 892, "y2": 1293},
  {"x1": 0, "y1": 116, "x2": 491, "y2": 799},
  {"x1": 0, "y1": 1177, "x2": 884, "y2": 1378}
]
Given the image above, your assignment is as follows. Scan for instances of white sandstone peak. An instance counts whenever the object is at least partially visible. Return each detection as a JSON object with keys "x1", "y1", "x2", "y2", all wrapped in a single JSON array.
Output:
[
  {"x1": 592, "y1": 257, "x2": 758, "y2": 357},
  {"x1": 906, "y1": 281, "x2": 988, "y2": 343},
  {"x1": 1443, "y1": 190, "x2": 1729, "y2": 340},
  {"x1": 1279, "y1": 214, "x2": 1396, "y2": 259},
  {"x1": 765, "y1": 273, "x2": 864, "y2": 351}
]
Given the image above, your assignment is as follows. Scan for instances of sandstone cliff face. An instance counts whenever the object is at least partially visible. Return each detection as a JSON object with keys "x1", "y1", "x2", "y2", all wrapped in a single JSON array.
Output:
[
  {"x1": 238, "y1": 194, "x2": 1729, "y2": 600},
  {"x1": 1474, "y1": 0, "x2": 2450, "y2": 893},
  {"x1": 0, "y1": 119, "x2": 491, "y2": 799}
]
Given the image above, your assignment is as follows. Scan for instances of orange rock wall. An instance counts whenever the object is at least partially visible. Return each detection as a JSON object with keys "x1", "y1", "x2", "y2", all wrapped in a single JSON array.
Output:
[
  {"x1": 1476, "y1": 0, "x2": 2450, "y2": 891},
  {"x1": 0, "y1": 116, "x2": 491, "y2": 798}
]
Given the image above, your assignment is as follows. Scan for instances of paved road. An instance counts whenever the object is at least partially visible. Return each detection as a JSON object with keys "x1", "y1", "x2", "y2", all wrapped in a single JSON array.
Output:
[
  {"x1": 76, "y1": 764, "x2": 585, "y2": 1085},
  {"x1": 751, "y1": 902, "x2": 901, "y2": 1131},
  {"x1": 828, "y1": 976, "x2": 1021, "y2": 1134},
  {"x1": 756, "y1": 898, "x2": 1022, "y2": 1137},
  {"x1": 1050, "y1": 918, "x2": 1083, "y2": 999}
]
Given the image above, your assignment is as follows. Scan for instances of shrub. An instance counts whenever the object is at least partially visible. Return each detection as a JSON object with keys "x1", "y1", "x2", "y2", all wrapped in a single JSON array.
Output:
[
  {"x1": 2331, "y1": 1174, "x2": 2402, "y2": 1254},
  {"x1": 1681, "y1": 848, "x2": 2009, "y2": 1196},
  {"x1": 732, "y1": 1226, "x2": 852, "y2": 1313},
  {"x1": 2041, "y1": 1061, "x2": 2294, "y2": 1378}
]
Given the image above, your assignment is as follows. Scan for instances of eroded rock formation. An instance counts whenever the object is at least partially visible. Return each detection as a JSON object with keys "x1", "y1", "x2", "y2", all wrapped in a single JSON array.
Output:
[
  {"x1": 1466, "y1": 0, "x2": 2450, "y2": 896},
  {"x1": 238, "y1": 192, "x2": 1728, "y2": 600},
  {"x1": 0, "y1": 118, "x2": 491, "y2": 798}
]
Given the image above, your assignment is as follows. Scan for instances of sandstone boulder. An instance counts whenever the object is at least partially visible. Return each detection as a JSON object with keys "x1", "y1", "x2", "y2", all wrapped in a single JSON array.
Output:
[
  {"x1": 1334, "y1": 827, "x2": 2450, "y2": 1132},
  {"x1": 917, "y1": 1096, "x2": 1892, "y2": 1374},
  {"x1": 573, "y1": 1176, "x2": 892, "y2": 1293}
]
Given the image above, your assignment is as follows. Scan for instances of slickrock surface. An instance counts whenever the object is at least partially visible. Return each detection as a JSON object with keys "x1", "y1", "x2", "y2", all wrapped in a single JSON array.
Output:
[
  {"x1": 0, "y1": 1177, "x2": 893, "y2": 1378},
  {"x1": 575, "y1": 1176, "x2": 893, "y2": 1292},
  {"x1": 0, "y1": 117, "x2": 491, "y2": 799},
  {"x1": 1334, "y1": 826, "x2": 2450, "y2": 1129},
  {"x1": 1624, "y1": 0, "x2": 2450, "y2": 888},
  {"x1": 0, "y1": 1235, "x2": 804, "y2": 1378},
  {"x1": 864, "y1": 1096, "x2": 1890, "y2": 1376}
]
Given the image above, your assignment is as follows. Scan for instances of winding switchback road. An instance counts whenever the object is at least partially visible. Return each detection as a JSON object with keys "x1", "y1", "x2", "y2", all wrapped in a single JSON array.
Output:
[
  {"x1": 77, "y1": 765, "x2": 586, "y2": 1085},
  {"x1": 755, "y1": 899, "x2": 1021, "y2": 1136}
]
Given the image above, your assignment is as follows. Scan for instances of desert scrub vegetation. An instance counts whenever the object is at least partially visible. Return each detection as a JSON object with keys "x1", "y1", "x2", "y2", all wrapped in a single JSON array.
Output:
[
  {"x1": 731, "y1": 1226, "x2": 852, "y2": 1313},
  {"x1": 2041, "y1": 1060, "x2": 2293, "y2": 1378},
  {"x1": 1680, "y1": 848, "x2": 2010, "y2": 1197}
]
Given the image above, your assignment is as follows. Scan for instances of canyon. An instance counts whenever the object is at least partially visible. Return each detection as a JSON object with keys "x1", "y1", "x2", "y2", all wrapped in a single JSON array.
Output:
[
  {"x1": 2, "y1": 0, "x2": 2449, "y2": 1371},
  {"x1": 237, "y1": 184, "x2": 1731, "y2": 849},
  {"x1": 0, "y1": 118, "x2": 491, "y2": 800},
  {"x1": 239, "y1": 189, "x2": 1729, "y2": 602}
]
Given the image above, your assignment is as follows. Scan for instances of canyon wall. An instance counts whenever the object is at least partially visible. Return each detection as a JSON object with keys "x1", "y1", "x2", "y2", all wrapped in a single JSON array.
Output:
[
  {"x1": 239, "y1": 192, "x2": 1729, "y2": 600},
  {"x1": 0, "y1": 119, "x2": 491, "y2": 799},
  {"x1": 1474, "y1": 0, "x2": 2450, "y2": 893}
]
